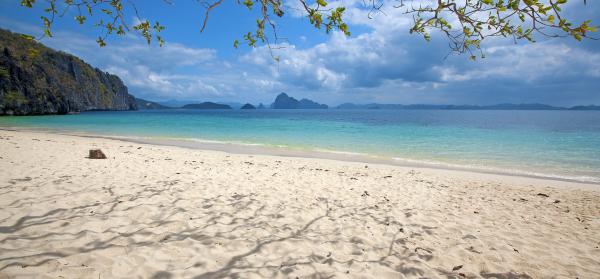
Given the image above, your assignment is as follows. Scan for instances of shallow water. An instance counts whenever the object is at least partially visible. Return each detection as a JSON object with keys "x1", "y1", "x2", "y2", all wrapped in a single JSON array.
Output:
[{"x1": 2, "y1": 109, "x2": 600, "y2": 183}]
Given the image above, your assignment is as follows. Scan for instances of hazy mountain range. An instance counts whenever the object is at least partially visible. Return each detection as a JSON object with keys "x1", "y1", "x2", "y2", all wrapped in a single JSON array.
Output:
[
  {"x1": 139, "y1": 95, "x2": 600, "y2": 111},
  {"x1": 335, "y1": 103, "x2": 600, "y2": 110}
]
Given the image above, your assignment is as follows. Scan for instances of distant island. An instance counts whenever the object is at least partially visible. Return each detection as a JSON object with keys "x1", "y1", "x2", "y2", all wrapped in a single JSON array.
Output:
[
  {"x1": 569, "y1": 105, "x2": 600, "y2": 111},
  {"x1": 137, "y1": 93, "x2": 328, "y2": 110},
  {"x1": 336, "y1": 103, "x2": 600, "y2": 110},
  {"x1": 0, "y1": 28, "x2": 137, "y2": 115},
  {"x1": 182, "y1": 102, "x2": 232, "y2": 109},
  {"x1": 135, "y1": 98, "x2": 169, "y2": 110},
  {"x1": 136, "y1": 95, "x2": 600, "y2": 111},
  {"x1": 240, "y1": 103, "x2": 256, "y2": 109},
  {"x1": 271, "y1": 93, "x2": 328, "y2": 109}
]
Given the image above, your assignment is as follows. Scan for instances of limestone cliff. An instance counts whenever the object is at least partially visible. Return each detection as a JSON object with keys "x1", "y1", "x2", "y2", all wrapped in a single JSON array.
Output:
[{"x1": 0, "y1": 28, "x2": 137, "y2": 115}]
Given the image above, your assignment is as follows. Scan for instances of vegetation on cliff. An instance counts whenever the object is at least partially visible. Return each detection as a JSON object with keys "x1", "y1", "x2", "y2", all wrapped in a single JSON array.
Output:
[{"x1": 0, "y1": 28, "x2": 137, "y2": 115}]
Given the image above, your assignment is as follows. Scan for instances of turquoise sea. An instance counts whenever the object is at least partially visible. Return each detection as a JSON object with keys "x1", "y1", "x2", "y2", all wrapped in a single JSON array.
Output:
[{"x1": 2, "y1": 109, "x2": 600, "y2": 183}]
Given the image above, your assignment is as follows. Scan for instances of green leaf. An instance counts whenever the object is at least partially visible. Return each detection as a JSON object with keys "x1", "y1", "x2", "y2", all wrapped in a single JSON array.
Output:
[
  {"x1": 20, "y1": 34, "x2": 35, "y2": 40},
  {"x1": 75, "y1": 15, "x2": 86, "y2": 24},
  {"x1": 96, "y1": 37, "x2": 106, "y2": 47},
  {"x1": 243, "y1": 0, "x2": 253, "y2": 9},
  {"x1": 20, "y1": 0, "x2": 35, "y2": 8}
]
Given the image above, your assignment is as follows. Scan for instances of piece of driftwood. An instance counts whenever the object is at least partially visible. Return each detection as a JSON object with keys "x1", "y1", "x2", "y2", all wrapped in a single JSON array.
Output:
[{"x1": 88, "y1": 149, "x2": 107, "y2": 159}]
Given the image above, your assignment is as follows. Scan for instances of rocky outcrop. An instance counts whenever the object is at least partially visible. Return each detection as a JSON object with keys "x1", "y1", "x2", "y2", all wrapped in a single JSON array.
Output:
[
  {"x1": 182, "y1": 102, "x2": 232, "y2": 109},
  {"x1": 136, "y1": 98, "x2": 170, "y2": 110},
  {"x1": 298, "y1": 98, "x2": 328, "y2": 109},
  {"x1": 271, "y1": 93, "x2": 298, "y2": 109},
  {"x1": 240, "y1": 103, "x2": 256, "y2": 109},
  {"x1": 0, "y1": 28, "x2": 137, "y2": 115},
  {"x1": 271, "y1": 93, "x2": 327, "y2": 109}
]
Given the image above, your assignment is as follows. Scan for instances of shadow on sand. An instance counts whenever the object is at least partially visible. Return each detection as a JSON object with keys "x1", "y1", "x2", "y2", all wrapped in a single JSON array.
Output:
[{"x1": 0, "y1": 177, "x2": 531, "y2": 278}]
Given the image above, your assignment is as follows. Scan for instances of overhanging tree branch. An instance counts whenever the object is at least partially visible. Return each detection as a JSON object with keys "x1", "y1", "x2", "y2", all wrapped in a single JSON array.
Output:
[{"x1": 18, "y1": 0, "x2": 597, "y2": 60}]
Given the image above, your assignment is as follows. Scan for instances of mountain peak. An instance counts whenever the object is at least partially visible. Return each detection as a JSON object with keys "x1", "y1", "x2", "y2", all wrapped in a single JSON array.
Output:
[{"x1": 271, "y1": 93, "x2": 327, "y2": 109}]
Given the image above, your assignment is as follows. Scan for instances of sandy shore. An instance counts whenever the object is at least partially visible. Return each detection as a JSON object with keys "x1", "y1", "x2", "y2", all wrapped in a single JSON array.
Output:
[{"x1": 1, "y1": 130, "x2": 599, "y2": 278}]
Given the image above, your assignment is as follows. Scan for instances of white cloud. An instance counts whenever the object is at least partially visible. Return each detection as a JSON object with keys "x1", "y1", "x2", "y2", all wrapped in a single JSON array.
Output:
[
  {"x1": 237, "y1": 1, "x2": 600, "y2": 105},
  {"x1": 435, "y1": 43, "x2": 600, "y2": 83}
]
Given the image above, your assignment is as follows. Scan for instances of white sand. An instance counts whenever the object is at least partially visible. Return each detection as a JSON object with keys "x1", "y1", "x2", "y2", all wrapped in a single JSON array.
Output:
[{"x1": 0, "y1": 129, "x2": 599, "y2": 279}]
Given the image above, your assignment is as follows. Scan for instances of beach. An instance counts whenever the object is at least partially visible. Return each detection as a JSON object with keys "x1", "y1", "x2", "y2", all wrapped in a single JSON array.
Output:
[{"x1": 1, "y1": 129, "x2": 599, "y2": 278}]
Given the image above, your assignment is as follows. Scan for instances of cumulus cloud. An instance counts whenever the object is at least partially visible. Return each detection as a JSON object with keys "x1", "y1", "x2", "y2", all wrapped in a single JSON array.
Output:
[
  {"x1": 240, "y1": 0, "x2": 600, "y2": 105},
  {"x1": 436, "y1": 43, "x2": 600, "y2": 83},
  {"x1": 40, "y1": 33, "x2": 226, "y2": 99}
]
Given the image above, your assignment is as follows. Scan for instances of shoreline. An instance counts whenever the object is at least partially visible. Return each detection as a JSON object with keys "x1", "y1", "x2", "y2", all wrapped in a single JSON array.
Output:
[
  {"x1": 2, "y1": 126, "x2": 598, "y2": 189},
  {"x1": 1, "y1": 129, "x2": 599, "y2": 278}
]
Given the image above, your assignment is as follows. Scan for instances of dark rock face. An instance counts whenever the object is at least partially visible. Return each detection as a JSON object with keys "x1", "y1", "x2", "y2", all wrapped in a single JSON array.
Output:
[
  {"x1": 298, "y1": 98, "x2": 328, "y2": 109},
  {"x1": 271, "y1": 93, "x2": 299, "y2": 109},
  {"x1": 181, "y1": 102, "x2": 232, "y2": 109},
  {"x1": 136, "y1": 98, "x2": 170, "y2": 110},
  {"x1": 240, "y1": 103, "x2": 256, "y2": 109},
  {"x1": 0, "y1": 28, "x2": 137, "y2": 116},
  {"x1": 271, "y1": 93, "x2": 327, "y2": 109}
]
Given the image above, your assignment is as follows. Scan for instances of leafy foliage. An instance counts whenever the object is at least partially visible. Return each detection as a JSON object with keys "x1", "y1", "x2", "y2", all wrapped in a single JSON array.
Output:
[
  {"x1": 20, "y1": 0, "x2": 166, "y2": 47},
  {"x1": 2, "y1": 90, "x2": 30, "y2": 107},
  {"x1": 18, "y1": 0, "x2": 597, "y2": 59},
  {"x1": 398, "y1": 0, "x2": 598, "y2": 59}
]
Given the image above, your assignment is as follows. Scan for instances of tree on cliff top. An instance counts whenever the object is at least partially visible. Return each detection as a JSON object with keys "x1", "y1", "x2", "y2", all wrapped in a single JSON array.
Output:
[{"x1": 19, "y1": 0, "x2": 597, "y2": 59}]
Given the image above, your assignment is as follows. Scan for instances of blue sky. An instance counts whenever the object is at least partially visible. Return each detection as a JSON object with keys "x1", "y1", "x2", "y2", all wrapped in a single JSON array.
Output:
[{"x1": 1, "y1": 0, "x2": 599, "y2": 106}]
